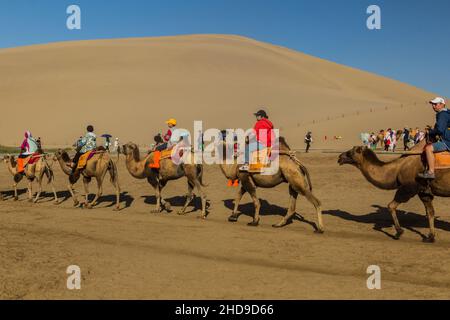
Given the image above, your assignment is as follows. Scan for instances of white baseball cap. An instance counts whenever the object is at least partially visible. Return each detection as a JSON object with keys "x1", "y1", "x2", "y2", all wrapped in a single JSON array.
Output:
[{"x1": 430, "y1": 97, "x2": 446, "y2": 105}]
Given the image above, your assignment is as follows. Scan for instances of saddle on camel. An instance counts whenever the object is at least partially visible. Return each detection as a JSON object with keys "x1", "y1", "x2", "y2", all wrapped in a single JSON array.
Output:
[
  {"x1": 148, "y1": 120, "x2": 189, "y2": 170},
  {"x1": 17, "y1": 131, "x2": 42, "y2": 177}
]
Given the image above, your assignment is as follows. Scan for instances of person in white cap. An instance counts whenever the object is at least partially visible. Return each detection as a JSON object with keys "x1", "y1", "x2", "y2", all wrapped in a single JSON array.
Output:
[{"x1": 418, "y1": 97, "x2": 450, "y2": 179}]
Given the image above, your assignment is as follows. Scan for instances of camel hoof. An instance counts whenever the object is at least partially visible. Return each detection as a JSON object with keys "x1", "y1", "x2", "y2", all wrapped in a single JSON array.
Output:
[
  {"x1": 113, "y1": 207, "x2": 120, "y2": 212},
  {"x1": 272, "y1": 223, "x2": 285, "y2": 228},
  {"x1": 228, "y1": 215, "x2": 239, "y2": 223},
  {"x1": 73, "y1": 201, "x2": 80, "y2": 207},
  {"x1": 177, "y1": 210, "x2": 187, "y2": 216},
  {"x1": 315, "y1": 229, "x2": 325, "y2": 234},
  {"x1": 14, "y1": 197, "x2": 18, "y2": 201},
  {"x1": 164, "y1": 203, "x2": 172, "y2": 212},
  {"x1": 247, "y1": 221, "x2": 259, "y2": 227},
  {"x1": 197, "y1": 215, "x2": 207, "y2": 220},
  {"x1": 53, "y1": 201, "x2": 60, "y2": 205},
  {"x1": 394, "y1": 229, "x2": 404, "y2": 240},
  {"x1": 151, "y1": 208, "x2": 162, "y2": 213},
  {"x1": 423, "y1": 235, "x2": 436, "y2": 243}
]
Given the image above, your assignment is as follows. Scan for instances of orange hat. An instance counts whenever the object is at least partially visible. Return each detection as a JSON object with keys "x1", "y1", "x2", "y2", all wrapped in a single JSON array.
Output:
[{"x1": 166, "y1": 118, "x2": 177, "y2": 126}]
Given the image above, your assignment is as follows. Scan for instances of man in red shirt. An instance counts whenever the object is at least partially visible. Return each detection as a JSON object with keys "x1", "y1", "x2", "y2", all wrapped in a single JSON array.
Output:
[{"x1": 240, "y1": 109, "x2": 274, "y2": 172}]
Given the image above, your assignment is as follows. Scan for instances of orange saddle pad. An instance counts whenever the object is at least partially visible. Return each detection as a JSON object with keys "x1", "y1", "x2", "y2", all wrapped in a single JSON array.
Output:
[
  {"x1": 77, "y1": 151, "x2": 94, "y2": 170},
  {"x1": 17, "y1": 156, "x2": 31, "y2": 173},
  {"x1": 149, "y1": 149, "x2": 173, "y2": 169},
  {"x1": 249, "y1": 148, "x2": 272, "y2": 173},
  {"x1": 436, "y1": 152, "x2": 450, "y2": 169}
]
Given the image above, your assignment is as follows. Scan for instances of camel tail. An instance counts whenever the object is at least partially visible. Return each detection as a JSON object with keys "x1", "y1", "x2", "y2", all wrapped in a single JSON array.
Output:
[
  {"x1": 108, "y1": 160, "x2": 119, "y2": 185},
  {"x1": 44, "y1": 164, "x2": 54, "y2": 184},
  {"x1": 299, "y1": 163, "x2": 313, "y2": 192},
  {"x1": 197, "y1": 164, "x2": 208, "y2": 187}
]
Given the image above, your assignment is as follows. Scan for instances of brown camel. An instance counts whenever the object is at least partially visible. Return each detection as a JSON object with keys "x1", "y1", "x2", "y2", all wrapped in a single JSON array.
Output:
[
  {"x1": 120, "y1": 143, "x2": 208, "y2": 218},
  {"x1": 338, "y1": 141, "x2": 450, "y2": 242},
  {"x1": 2, "y1": 154, "x2": 58, "y2": 203},
  {"x1": 219, "y1": 137, "x2": 324, "y2": 232},
  {"x1": 54, "y1": 149, "x2": 121, "y2": 210}
]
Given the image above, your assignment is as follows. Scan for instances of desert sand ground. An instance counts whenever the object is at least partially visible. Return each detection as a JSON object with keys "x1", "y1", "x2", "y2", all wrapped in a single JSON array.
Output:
[{"x1": 1, "y1": 150, "x2": 450, "y2": 300}]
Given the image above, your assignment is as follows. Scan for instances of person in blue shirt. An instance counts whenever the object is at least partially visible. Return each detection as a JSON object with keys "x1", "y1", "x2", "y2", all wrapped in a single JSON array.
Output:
[{"x1": 418, "y1": 97, "x2": 450, "y2": 179}]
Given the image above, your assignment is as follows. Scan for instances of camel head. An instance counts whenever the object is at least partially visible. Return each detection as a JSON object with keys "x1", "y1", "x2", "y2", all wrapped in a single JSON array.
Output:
[
  {"x1": 3, "y1": 155, "x2": 16, "y2": 167},
  {"x1": 338, "y1": 146, "x2": 368, "y2": 167},
  {"x1": 122, "y1": 143, "x2": 140, "y2": 160},
  {"x1": 54, "y1": 149, "x2": 71, "y2": 163}
]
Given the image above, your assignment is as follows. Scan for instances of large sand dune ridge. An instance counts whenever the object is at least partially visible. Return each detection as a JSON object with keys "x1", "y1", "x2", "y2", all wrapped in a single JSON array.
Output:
[{"x1": 0, "y1": 34, "x2": 436, "y2": 148}]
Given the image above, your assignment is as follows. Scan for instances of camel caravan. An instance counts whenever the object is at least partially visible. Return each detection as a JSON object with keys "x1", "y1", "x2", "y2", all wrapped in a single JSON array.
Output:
[{"x1": 1, "y1": 98, "x2": 450, "y2": 243}]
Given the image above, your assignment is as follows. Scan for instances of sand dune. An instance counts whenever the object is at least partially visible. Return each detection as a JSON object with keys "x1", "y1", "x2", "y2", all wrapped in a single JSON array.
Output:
[{"x1": 0, "y1": 34, "x2": 435, "y2": 148}]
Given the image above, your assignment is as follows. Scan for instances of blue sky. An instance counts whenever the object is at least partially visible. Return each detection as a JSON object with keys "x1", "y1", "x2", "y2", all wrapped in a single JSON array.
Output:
[{"x1": 0, "y1": 0, "x2": 448, "y2": 96}]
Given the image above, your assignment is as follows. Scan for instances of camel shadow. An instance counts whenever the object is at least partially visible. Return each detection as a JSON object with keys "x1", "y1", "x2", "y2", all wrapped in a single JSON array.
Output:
[
  {"x1": 141, "y1": 195, "x2": 204, "y2": 213},
  {"x1": 223, "y1": 199, "x2": 319, "y2": 231},
  {"x1": 0, "y1": 188, "x2": 27, "y2": 200},
  {"x1": 94, "y1": 192, "x2": 134, "y2": 209},
  {"x1": 324, "y1": 205, "x2": 450, "y2": 240},
  {"x1": 37, "y1": 190, "x2": 73, "y2": 204}
]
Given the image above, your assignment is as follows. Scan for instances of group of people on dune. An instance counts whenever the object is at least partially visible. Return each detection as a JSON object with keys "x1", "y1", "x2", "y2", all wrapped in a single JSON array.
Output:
[{"x1": 362, "y1": 127, "x2": 426, "y2": 152}]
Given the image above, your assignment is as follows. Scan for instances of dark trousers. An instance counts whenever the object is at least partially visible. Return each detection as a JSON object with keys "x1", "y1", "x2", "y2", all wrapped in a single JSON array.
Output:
[{"x1": 306, "y1": 143, "x2": 311, "y2": 153}]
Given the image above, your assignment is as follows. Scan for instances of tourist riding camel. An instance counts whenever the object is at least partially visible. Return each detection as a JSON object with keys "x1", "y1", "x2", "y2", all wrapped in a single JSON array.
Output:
[
  {"x1": 219, "y1": 128, "x2": 324, "y2": 232},
  {"x1": 54, "y1": 147, "x2": 121, "y2": 210},
  {"x1": 3, "y1": 132, "x2": 58, "y2": 204},
  {"x1": 338, "y1": 136, "x2": 450, "y2": 243},
  {"x1": 240, "y1": 110, "x2": 274, "y2": 172},
  {"x1": 418, "y1": 97, "x2": 450, "y2": 180},
  {"x1": 70, "y1": 125, "x2": 97, "y2": 175},
  {"x1": 121, "y1": 141, "x2": 208, "y2": 218},
  {"x1": 53, "y1": 124, "x2": 120, "y2": 210}
]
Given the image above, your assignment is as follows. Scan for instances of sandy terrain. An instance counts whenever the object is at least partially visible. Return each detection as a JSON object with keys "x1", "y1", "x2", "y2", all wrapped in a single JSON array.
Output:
[
  {"x1": 0, "y1": 34, "x2": 437, "y2": 149},
  {"x1": 1, "y1": 151, "x2": 450, "y2": 300}
]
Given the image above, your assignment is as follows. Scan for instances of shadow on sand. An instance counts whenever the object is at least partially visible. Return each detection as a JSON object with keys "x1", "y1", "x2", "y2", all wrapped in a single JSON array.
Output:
[
  {"x1": 140, "y1": 195, "x2": 204, "y2": 213},
  {"x1": 324, "y1": 205, "x2": 450, "y2": 240},
  {"x1": 223, "y1": 198, "x2": 319, "y2": 231}
]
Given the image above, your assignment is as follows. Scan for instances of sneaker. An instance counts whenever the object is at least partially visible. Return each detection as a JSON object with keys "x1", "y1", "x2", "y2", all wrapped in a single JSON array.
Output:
[
  {"x1": 239, "y1": 165, "x2": 249, "y2": 172},
  {"x1": 417, "y1": 171, "x2": 436, "y2": 180}
]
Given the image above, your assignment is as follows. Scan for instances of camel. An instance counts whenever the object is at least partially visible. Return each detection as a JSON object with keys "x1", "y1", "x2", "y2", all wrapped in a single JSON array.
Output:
[
  {"x1": 54, "y1": 149, "x2": 121, "y2": 210},
  {"x1": 219, "y1": 137, "x2": 324, "y2": 232},
  {"x1": 120, "y1": 143, "x2": 208, "y2": 218},
  {"x1": 338, "y1": 140, "x2": 450, "y2": 242},
  {"x1": 2, "y1": 154, "x2": 58, "y2": 203}
]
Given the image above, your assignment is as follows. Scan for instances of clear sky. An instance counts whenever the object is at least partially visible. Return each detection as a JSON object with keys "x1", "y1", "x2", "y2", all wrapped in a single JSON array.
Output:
[{"x1": 0, "y1": 0, "x2": 448, "y2": 96}]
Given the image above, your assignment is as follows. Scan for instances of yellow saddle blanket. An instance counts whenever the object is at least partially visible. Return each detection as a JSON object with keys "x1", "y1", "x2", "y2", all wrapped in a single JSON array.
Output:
[
  {"x1": 77, "y1": 151, "x2": 94, "y2": 170},
  {"x1": 436, "y1": 152, "x2": 450, "y2": 169},
  {"x1": 249, "y1": 148, "x2": 272, "y2": 173}
]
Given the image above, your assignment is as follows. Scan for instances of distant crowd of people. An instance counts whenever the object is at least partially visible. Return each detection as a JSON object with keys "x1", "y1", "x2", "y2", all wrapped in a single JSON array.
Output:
[{"x1": 361, "y1": 127, "x2": 427, "y2": 152}]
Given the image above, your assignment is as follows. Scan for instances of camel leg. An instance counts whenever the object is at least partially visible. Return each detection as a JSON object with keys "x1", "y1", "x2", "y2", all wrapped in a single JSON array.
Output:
[
  {"x1": 86, "y1": 177, "x2": 103, "y2": 209},
  {"x1": 178, "y1": 181, "x2": 195, "y2": 215},
  {"x1": 82, "y1": 177, "x2": 90, "y2": 206},
  {"x1": 159, "y1": 182, "x2": 172, "y2": 212},
  {"x1": 151, "y1": 184, "x2": 163, "y2": 213},
  {"x1": 50, "y1": 180, "x2": 59, "y2": 204},
  {"x1": 228, "y1": 187, "x2": 246, "y2": 222},
  {"x1": 34, "y1": 178, "x2": 43, "y2": 203},
  {"x1": 68, "y1": 184, "x2": 79, "y2": 207},
  {"x1": 387, "y1": 187, "x2": 417, "y2": 240},
  {"x1": 304, "y1": 190, "x2": 324, "y2": 233},
  {"x1": 419, "y1": 192, "x2": 436, "y2": 243},
  {"x1": 110, "y1": 176, "x2": 121, "y2": 211},
  {"x1": 273, "y1": 186, "x2": 298, "y2": 228},
  {"x1": 27, "y1": 180, "x2": 33, "y2": 202},
  {"x1": 13, "y1": 182, "x2": 18, "y2": 201},
  {"x1": 193, "y1": 179, "x2": 208, "y2": 219},
  {"x1": 387, "y1": 200, "x2": 404, "y2": 240}
]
